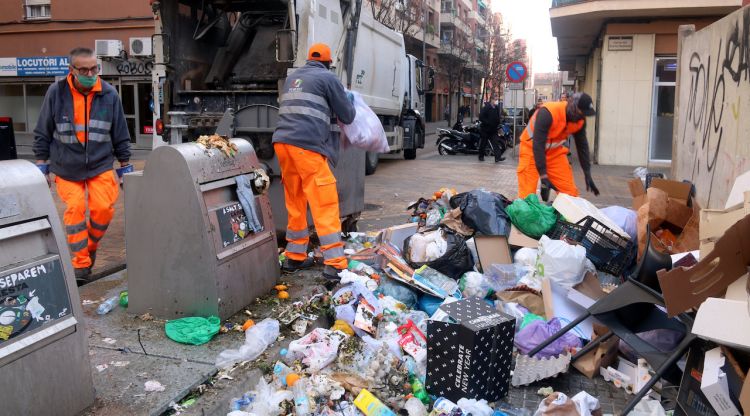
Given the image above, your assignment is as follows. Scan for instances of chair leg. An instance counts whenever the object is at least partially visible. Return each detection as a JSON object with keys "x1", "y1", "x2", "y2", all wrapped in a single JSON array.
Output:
[
  {"x1": 619, "y1": 344, "x2": 690, "y2": 415},
  {"x1": 571, "y1": 332, "x2": 613, "y2": 363},
  {"x1": 527, "y1": 312, "x2": 591, "y2": 357}
]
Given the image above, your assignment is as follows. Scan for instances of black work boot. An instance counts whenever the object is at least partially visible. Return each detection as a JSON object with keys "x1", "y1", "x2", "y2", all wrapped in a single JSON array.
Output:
[
  {"x1": 75, "y1": 267, "x2": 92, "y2": 286},
  {"x1": 322, "y1": 265, "x2": 342, "y2": 281},
  {"x1": 281, "y1": 257, "x2": 314, "y2": 273}
]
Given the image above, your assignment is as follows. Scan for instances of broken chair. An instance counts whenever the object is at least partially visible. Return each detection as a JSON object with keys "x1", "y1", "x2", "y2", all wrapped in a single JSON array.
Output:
[{"x1": 527, "y1": 228, "x2": 696, "y2": 415}]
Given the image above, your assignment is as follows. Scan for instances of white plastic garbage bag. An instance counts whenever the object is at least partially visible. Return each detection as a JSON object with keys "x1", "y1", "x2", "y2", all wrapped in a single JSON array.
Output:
[
  {"x1": 601, "y1": 205, "x2": 638, "y2": 239},
  {"x1": 285, "y1": 328, "x2": 348, "y2": 372},
  {"x1": 406, "y1": 229, "x2": 448, "y2": 263},
  {"x1": 339, "y1": 91, "x2": 389, "y2": 153},
  {"x1": 215, "y1": 318, "x2": 279, "y2": 368},
  {"x1": 456, "y1": 398, "x2": 493, "y2": 416},
  {"x1": 536, "y1": 235, "x2": 587, "y2": 289}
]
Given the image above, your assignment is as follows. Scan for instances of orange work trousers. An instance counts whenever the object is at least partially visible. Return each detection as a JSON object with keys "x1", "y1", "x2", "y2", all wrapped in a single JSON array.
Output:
[
  {"x1": 55, "y1": 170, "x2": 119, "y2": 269},
  {"x1": 273, "y1": 143, "x2": 347, "y2": 269},
  {"x1": 517, "y1": 139, "x2": 579, "y2": 199}
]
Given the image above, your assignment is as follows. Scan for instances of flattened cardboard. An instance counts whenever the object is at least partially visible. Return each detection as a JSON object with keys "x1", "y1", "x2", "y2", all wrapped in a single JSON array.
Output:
[
  {"x1": 700, "y1": 192, "x2": 750, "y2": 257},
  {"x1": 381, "y1": 223, "x2": 419, "y2": 253},
  {"x1": 657, "y1": 215, "x2": 750, "y2": 317},
  {"x1": 508, "y1": 224, "x2": 539, "y2": 248},
  {"x1": 693, "y1": 298, "x2": 750, "y2": 350},
  {"x1": 541, "y1": 277, "x2": 593, "y2": 340},
  {"x1": 475, "y1": 235, "x2": 512, "y2": 273},
  {"x1": 568, "y1": 271, "x2": 608, "y2": 308}
]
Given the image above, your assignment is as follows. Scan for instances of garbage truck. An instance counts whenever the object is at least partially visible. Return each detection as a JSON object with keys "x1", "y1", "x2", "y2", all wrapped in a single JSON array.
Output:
[{"x1": 149, "y1": 0, "x2": 432, "y2": 233}]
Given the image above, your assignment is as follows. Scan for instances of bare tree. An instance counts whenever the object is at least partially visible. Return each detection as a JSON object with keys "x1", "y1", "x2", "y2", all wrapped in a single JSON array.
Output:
[
  {"x1": 481, "y1": 13, "x2": 513, "y2": 101},
  {"x1": 438, "y1": 29, "x2": 472, "y2": 124},
  {"x1": 368, "y1": 0, "x2": 426, "y2": 37}
]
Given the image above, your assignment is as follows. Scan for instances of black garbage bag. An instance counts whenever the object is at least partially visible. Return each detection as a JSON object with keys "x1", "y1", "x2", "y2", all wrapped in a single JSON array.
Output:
[
  {"x1": 450, "y1": 190, "x2": 512, "y2": 236},
  {"x1": 404, "y1": 227, "x2": 474, "y2": 279}
]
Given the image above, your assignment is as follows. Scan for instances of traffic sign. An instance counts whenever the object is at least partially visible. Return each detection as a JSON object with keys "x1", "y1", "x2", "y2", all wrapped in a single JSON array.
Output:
[{"x1": 506, "y1": 61, "x2": 528, "y2": 83}]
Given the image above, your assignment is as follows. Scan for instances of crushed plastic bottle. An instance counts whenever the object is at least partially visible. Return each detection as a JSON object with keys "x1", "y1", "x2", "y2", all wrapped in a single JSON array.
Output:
[
  {"x1": 291, "y1": 377, "x2": 311, "y2": 415},
  {"x1": 273, "y1": 361, "x2": 294, "y2": 387},
  {"x1": 229, "y1": 392, "x2": 253, "y2": 411},
  {"x1": 96, "y1": 296, "x2": 119, "y2": 315}
]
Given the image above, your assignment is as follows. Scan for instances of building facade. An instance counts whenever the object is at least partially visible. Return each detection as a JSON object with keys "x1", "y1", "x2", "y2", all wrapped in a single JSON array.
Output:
[
  {"x1": 551, "y1": 0, "x2": 741, "y2": 166},
  {"x1": 0, "y1": 0, "x2": 154, "y2": 153}
]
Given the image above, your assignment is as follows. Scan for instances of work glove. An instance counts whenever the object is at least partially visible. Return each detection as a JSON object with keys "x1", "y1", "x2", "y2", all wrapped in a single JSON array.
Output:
[
  {"x1": 584, "y1": 172, "x2": 600, "y2": 196},
  {"x1": 116, "y1": 163, "x2": 134, "y2": 189},
  {"x1": 36, "y1": 163, "x2": 51, "y2": 188},
  {"x1": 540, "y1": 174, "x2": 557, "y2": 202}
]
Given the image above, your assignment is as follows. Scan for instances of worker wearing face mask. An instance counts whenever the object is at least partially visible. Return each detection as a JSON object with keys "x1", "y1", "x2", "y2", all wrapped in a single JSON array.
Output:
[
  {"x1": 478, "y1": 96, "x2": 505, "y2": 162},
  {"x1": 33, "y1": 47, "x2": 131, "y2": 282},
  {"x1": 516, "y1": 92, "x2": 599, "y2": 199}
]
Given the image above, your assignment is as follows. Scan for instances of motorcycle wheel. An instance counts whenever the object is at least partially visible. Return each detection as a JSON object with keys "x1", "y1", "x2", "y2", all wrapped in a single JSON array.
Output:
[{"x1": 437, "y1": 137, "x2": 456, "y2": 155}]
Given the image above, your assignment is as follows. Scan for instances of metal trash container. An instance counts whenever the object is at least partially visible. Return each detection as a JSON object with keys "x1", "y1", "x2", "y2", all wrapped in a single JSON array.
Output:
[
  {"x1": 0, "y1": 117, "x2": 18, "y2": 160},
  {"x1": 126, "y1": 138, "x2": 279, "y2": 320},
  {"x1": 0, "y1": 160, "x2": 94, "y2": 415}
]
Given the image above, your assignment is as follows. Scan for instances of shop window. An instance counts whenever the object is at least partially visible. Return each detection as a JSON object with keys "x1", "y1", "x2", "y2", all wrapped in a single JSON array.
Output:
[
  {"x1": 26, "y1": 84, "x2": 49, "y2": 132},
  {"x1": 24, "y1": 0, "x2": 51, "y2": 20},
  {"x1": 0, "y1": 85, "x2": 27, "y2": 132}
]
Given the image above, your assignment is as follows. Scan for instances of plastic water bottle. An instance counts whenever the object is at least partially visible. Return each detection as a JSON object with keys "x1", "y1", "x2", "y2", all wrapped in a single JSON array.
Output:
[
  {"x1": 97, "y1": 296, "x2": 119, "y2": 315},
  {"x1": 291, "y1": 378, "x2": 311, "y2": 415},
  {"x1": 409, "y1": 375, "x2": 430, "y2": 404},
  {"x1": 273, "y1": 361, "x2": 294, "y2": 386}
]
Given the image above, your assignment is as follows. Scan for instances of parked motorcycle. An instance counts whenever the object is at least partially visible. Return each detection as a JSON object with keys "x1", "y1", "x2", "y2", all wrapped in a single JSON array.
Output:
[{"x1": 436, "y1": 121, "x2": 493, "y2": 156}]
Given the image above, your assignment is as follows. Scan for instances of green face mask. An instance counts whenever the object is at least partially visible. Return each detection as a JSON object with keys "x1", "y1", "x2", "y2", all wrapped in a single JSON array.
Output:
[{"x1": 76, "y1": 74, "x2": 98, "y2": 88}]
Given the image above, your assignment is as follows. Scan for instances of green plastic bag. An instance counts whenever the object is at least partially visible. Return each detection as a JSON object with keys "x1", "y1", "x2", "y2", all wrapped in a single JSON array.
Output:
[
  {"x1": 520, "y1": 313, "x2": 545, "y2": 330},
  {"x1": 505, "y1": 194, "x2": 558, "y2": 239},
  {"x1": 165, "y1": 316, "x2": 221, "y2": 345}
]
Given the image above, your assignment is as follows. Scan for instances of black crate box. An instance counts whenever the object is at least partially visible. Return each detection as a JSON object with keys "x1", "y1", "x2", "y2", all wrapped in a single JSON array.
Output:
[{"x1": 426, "y1": 297, "x2": 516, "y2": 402}]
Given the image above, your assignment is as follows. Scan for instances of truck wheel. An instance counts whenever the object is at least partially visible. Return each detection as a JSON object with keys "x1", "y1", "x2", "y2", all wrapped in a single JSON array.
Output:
[
  {"x1": 404, "y1": 148, "x2": 417, "y2": 160},
  {"x1": 365, "y1": 151, "x2": 379, "y2": 175}
]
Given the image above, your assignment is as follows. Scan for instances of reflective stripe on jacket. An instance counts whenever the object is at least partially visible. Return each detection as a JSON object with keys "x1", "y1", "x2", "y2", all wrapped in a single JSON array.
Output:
[
  {"x1": 33, "y1": 75, "x2": 131, "y2": 181},
  {"x1": 520, "y1": 101, "x2": 584, "y2": 148},
  {"x1": 271, "y1": 61, "x2": 356, "y2": 167}
]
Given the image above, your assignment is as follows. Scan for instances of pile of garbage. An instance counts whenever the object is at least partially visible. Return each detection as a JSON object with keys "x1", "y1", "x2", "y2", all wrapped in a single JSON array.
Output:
[{"x1": 218, "y1": 168, "x2": 750, "y2": 416}]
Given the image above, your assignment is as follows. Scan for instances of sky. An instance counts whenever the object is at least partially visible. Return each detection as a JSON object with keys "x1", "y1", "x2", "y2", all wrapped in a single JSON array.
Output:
[{"x1": 492, "y1": 0, "x2": 559, "y2": 73}]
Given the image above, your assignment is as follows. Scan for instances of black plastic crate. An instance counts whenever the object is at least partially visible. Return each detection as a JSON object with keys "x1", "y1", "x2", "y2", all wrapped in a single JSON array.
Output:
[{"x1": 546, "y1": 216, "x2": 635, "y2": 277}]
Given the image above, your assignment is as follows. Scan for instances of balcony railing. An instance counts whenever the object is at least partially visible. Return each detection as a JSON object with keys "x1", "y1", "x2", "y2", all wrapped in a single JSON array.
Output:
[{"x1": 551, "y1": 0, "x2": 590, "y2": 7}]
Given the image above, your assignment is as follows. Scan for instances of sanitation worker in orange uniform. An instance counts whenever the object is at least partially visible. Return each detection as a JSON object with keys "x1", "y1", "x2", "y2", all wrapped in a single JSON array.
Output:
[
  {"x1": 271, "y1": 43, "x2": 356, "y2": 281},
  {"x1": 33, "y1": 47, "x2": 131, "y2": 282},
  {"x1": 516, "y1": 92, "x2": 600, "y2": 199}
]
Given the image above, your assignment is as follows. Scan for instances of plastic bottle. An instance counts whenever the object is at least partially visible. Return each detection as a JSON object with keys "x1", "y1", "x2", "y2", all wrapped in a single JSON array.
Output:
[
  {"x1": 290, "y1": 377, "x2": 311, "y2": 415},
  {"x1": 272, "y1": 361, "x2": 294, "y2": 387},
  {"x1": 96, "y1": 296, "x2": 119, "y2": 315},
  {"x1": 432, "y1": 397, "x2": 465, "y2": 415},
  {"x1": 409, "y1": 375, "x2": 430, "y2": 404}
]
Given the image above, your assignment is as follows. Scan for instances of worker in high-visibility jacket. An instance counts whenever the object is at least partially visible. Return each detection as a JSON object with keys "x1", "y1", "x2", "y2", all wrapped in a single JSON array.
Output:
[
  {"x1": 516, "y1": 92, "x2": 600, "y2": 199},
  {"x1": 272, "y1": 43, "x2": 356, "y2": 281},
  {"x1": 33, "y1": 47, "x2": 131, "y2": 281}
]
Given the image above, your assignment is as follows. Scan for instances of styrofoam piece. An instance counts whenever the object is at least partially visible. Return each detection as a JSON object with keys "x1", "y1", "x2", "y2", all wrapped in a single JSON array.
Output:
[
  {"x1": 512, "y1": 353, "x2": 571, "y2": 386},
  {"x1": 725, "y1": 170, "x2": 750, "y2": 209},
  {"x1": 693, "y1": 298, "x2": 750, "y2": 350},
  {"x1": 552, "y1": 193, "x2": 629, "y2": 239}
]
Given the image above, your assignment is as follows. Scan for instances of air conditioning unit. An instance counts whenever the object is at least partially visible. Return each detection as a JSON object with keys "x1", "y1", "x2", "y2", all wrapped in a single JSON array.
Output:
[
  {"x1": 95, "y1": 40, "x2": 123, "y2": 58},
  {"x1": 129, "y1": 37, "x2": 152, "y2": 57}
]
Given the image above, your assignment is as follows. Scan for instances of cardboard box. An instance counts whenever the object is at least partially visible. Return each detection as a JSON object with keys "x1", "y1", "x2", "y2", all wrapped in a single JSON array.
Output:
[
  {"x1": 426, "y1": 297, "x2": 515, "y2": 402},
  {"x1": 701, "y1": 347, "x2": 743, "y2": 416},
  {"x1": 740, "y1": 374, "x2": 750, "y2": 415},
  {"x1": 631, "y1": 178, "x2": 700, "y2": 259},
  {"x1": 699, "y1": 192, "x2": 750, "y2": 257},
  {"x1": 508, "y1": 224, "x2": 538, "y2": 248},
  {"x1": 380, "y1": 223, "x2": 419, "y2": 253},
  {"x1": 677, "y1": 342, "x2": 720, "y2": 416},
  {"x1": 474, "y1": 235, "x2": 512, "y2": 273}
]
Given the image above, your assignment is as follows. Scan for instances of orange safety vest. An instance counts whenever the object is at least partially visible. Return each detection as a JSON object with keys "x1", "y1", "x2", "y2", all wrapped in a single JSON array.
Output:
[
  {"x1": 66, "y1": 74, "x2": 103, "y2": 144},
  {"x1": 520, "y1": 101, "x2": 584, "y2": 150}
]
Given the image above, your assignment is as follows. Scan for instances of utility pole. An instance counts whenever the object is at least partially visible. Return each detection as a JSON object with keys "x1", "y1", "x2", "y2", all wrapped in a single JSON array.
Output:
[{"x1": 422, "y1": 0, "x2": 427, "y2": 65}]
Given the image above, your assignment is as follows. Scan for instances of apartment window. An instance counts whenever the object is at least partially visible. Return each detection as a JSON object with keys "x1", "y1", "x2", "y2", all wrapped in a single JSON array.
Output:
[
  {"x1": 24, "y1": 0, "x2": 51, "y2": 20},
  {"x1": 442, "y1": 29, "x2": 453, "y2": 44},
  {"x1": 441, "y1": 0, "x2": 454, "y2": 13}
]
